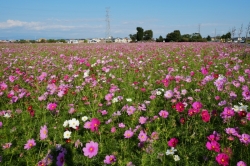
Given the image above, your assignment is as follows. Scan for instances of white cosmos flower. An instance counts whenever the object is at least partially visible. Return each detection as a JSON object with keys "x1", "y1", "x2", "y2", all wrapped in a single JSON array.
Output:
[
  {"x1": 82, "y1": 116, "x2": 88, "y2": 122},
  {"x1": 173, "y1": 155, "x2": 180, "y2": 161},
  {"x1": 63, "y1": 131, "x2": 72, "y2": 139},
  {"x1": 83, "y1": 69, "x2": 90, "y2": 78},
  {"x1": 239, "y1": 103, "x2": 248, "y2": 111},
  {"x1": 156, "y1": 91, "x2": 162, "y2": 95},
  {"x1": 4, "y1": 113, "x2": 11, "y2": 118},
  {"x1": 126, "y1": 98, "x2": 132, "y2": 102},
  {"x1": 68, "y1": 118, "x2": 79, "y2": 129},
  {"x1": 166, "y1": 147, "x2": 177, "y2": 155},
  {"x1": 63, "y1": 120, "x2": 69, "y2": 127},
  {"x1": 233, "y1": 105, "x2": 241, "y2": 112},
  {"x1": 112, "y1": 97, "x2": 119, "y2": 103}
]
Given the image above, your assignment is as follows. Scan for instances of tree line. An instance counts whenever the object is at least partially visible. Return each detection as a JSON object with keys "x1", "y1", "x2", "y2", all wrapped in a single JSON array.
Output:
[{"x1": 129, "y1": 27, "x2": 234, "y2": 42}]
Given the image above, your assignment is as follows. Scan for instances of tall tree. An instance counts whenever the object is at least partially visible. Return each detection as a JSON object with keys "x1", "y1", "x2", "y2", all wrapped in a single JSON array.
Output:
[
  {"x1": 206, "y1": 35, "x2": 211, "y2": 41},
  {"x1": 156, "y1": 35, "x2": 164, "y2": 42},
  {"x1": 191, "y1": 33, "x2": 202, "y2": 42},
  {"x1": 143, "y1": 30, "x2": 153, "y2": 40},
  {"x1": 181, "y1": 34, "x2": 191, "y2": 42},
  {"x1": 166, "y1": 30, "x2": 181, "y2": 42},
  {"x1": 136, "y1": 27, "x2": 144, "y2": 41},
  {"x1": 129, "y1": 34, "x2": 137, "y2": 42}
]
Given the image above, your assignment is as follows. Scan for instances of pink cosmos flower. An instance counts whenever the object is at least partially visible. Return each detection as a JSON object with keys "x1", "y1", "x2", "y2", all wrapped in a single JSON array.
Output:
[
  {"x1": 206, "y1": 141, "x2": 220, "y2": 152},
  {"x1": 90, "y1": 118, "x2": 100, "y2": 132},
  {"x1": 201, "y1": 67, "x2": 209, "y2": 75},
  {"x1": 159, "y1": 110, "x2": 169, "y2": 118},
  {"x1": 40, "y1": 125, "x2": 48, "y2": 140},
  {"x1": 127, "y1": 106, "x2": 136, "y2": 115},
  {"x1": 104, "y1": 155, "x2": 116, "y2": 164},
  {"x1": 138, "y1": 130, "x2": 148, "y2": 142},
  {"x1": 151, "y1": 132, "x2": 159, "y2": 140},
  {"x1": 105, "y1": 93, "x2": 113, "y2": 101},
  {"x1": 247, "y1": 112, "x2": 250, "y2": 121},
  {"x1": 82, "y1": 141, "x2": 99, "y2": 158},
  {"x1": 192, "y1": 101, "x2": 203, "y2": 110},
  {"x1": 118, "y1": 123, "x2": 126, "y2": 128},
  {"x1": 139, "y1": 116, "x2": 147, "y2": 124},
  {"x1": 0, "y1": 82, "x2": 8, "y2": 91},
  {"x1": 47, "y1": 103, "x2": 57, "y2": 111},
  {"x1": 168, "y1": 138, "x2": 178, "y2": 147},
  {"x1": 24, "y1": 138, "x2": 36, "y2": 150},
  {"x1": 111, "y1": 127, "x2": 116, "y2": 133},
  {"x1": 162, "y1": 78, "x2": 169, "y2": 87},
  {"x1": 215, "y1": 153, "x2": 229, "y2": 166},
  {"x1": 2, "y1": 143, "x2": 12, "y2": 149},
  {"x1": 84, "y1": 121, "x2": 91, "y2": 129},
  {"x1": 9, "y1": 75, "x2": 15, "y2": 82},
  {"x1": 237, "y1": 161, "x2": 247, "y2": 166},
  {"x1": 190, "y1": 71, "x2": 195, "y2": 76},
  {"x1": 124, "y1": 130, "x2": 134, "y2": 138},
  {"x1": 239, "y1": 134, "x2": 250, "y2": 145},
  {"x1": 164, "y1": 90, "x2": 173, "y2": 99}
]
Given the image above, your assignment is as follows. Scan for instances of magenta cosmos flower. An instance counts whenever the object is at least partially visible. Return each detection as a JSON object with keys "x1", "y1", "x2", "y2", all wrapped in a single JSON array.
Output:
[
  {"x1": 24, "y1": 138, "x2": 36, "y2": 150},
  {"x1": 168, "y1": 138, "x2": 178, "y2": 147},
  {"x1": 201, "y1": 110, "x2": 210, "y2": 122},
  {"x1": 82, "y1": 141, "x2": 99, "y2": 158},
  {"x1": 192, "y1": 101, "x2": 203, "y2": 110},
  {"x1": 175, "y1": 102, "x2": 185, "y2": 112},
  {"x1": 90, "y1": 118, "x2": 100, "y2": 132},
  {"x1": 206, "y1": 141, "x2": 220, "y2": 152},
  {"x1": 47, "y1": 103, "x2": 57, "y2": 111},
  {"x1": 215, "y1": 153, "x2": 229, "y2": 166}
]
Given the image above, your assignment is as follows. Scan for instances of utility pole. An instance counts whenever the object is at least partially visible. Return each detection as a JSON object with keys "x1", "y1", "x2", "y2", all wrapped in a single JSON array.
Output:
[
  {"x1": 215, "y1": 29, "x2": 216, "y2": 41},
  {"x1": 198, "y1": 24, "x2": 200, "y2": 34}
]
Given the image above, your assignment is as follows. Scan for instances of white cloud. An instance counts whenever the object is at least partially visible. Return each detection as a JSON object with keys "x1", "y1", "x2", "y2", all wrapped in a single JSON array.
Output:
[
  {"x1": 0, "y1": 20, "x2": 41, "y2": 29},
  {"x1": 0, "y1": 19, "x2": 78, "y2": 31}
]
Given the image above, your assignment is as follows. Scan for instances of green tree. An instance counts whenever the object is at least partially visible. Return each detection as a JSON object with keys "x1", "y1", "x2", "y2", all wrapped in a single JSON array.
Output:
[
  {"x1": 191, "y1": 33, "x2": 202, "y2": 42},
  {"x1": 129, "y1": 34, "x2": 137, "y2": 42},
  {"x1": 156, "y1": 35, "x2": 164, "y2": 42},
  {"x1": 19, "y1": 39, "x2": 27, "y2": 43},
  {"x1": 206, "y1": 35, "x2": 211, "y2": 41},
  {"x1": 47, "y1": 39, "x2": 56, "y2": 43},
  {"x1": 136, "y1": 27, "x2": 144, "y2": 41},
  {"x1": 143, "y1": 30, "x2": 153, "y2": 40},
  {"x1": 58, "y1": 39, "x2": 66, "y2": 43},
  {"x1": 40, "y1": 39, "x2": 46, "y2": 43},
  {"x1": 166, "y1": 30, "x2": 181, "y2": 42},
  {"x1": 181, "y1": 34, "x2": 191, "y2": 42},
  {"x1": 29, "y1": 40, "x2": 36, "y2": 43}
]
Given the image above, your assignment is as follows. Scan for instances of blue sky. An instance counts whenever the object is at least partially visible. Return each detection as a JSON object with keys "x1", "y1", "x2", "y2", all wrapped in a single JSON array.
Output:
[{"x1": 0, "y1": 0, "x2": 249, "y2": 40}]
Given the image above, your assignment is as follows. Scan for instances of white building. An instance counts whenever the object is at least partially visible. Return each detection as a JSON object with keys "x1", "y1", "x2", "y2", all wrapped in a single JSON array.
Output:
[{"x1": 67, "y1": 40, "x2": 79, "y2": 44}]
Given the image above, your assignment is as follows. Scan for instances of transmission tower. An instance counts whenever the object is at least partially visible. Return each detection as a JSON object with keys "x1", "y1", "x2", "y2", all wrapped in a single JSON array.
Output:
[{"x1": 105, "y1": 7, "x2": 111, "y2": 42}]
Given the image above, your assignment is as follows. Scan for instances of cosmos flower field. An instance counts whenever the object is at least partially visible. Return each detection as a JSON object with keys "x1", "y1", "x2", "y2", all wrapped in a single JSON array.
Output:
[{"x1": 0, "y1": 42, "x2": 250, "y2": 166}]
